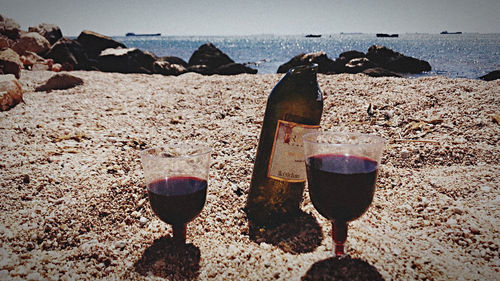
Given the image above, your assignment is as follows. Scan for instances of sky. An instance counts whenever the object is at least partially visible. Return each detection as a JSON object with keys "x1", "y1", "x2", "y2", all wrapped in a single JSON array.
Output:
[{"x1": 2, "y1": 0, "x2": 499, "y2": 36}]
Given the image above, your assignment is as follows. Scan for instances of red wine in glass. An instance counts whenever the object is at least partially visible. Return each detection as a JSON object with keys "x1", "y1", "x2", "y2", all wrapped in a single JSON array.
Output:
[
  {"x1": 306, "y1": 154, "x2": 378, "y2": 222},
  {"x1": 148, "y1": 176, "x2": 207, "y2": 244},
  {"x1": 306, "y1": 153, "x2": 379, "y2": 256}
]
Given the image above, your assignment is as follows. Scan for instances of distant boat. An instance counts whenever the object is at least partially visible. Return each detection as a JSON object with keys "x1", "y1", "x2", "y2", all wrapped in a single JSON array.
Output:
[
  {"x1": 440, "y1": 31, "x2": 462, "y2": 35},
  {"x1": 376, "y1": 33, "x2": 399, "y2": 38},
  {"x1": 305, "y1": 34, "x2": 321, "y2": 38},
  {"x1": 126, "y1": 32, "x2": 161, "y2": 37}
]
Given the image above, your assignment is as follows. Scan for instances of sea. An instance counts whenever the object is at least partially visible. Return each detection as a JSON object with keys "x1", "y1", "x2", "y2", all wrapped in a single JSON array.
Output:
[{"x1": 114, "y1": 33, "x2": 500, "y2": 79}]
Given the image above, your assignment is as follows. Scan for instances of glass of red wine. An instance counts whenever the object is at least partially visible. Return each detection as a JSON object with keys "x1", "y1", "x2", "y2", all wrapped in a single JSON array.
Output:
[
  {"x1": 303, "y1": 132, "x2": 385, "y2": 257},
  {"x1": 140, "y1": 144, "x2": 211, "y2": 245}
]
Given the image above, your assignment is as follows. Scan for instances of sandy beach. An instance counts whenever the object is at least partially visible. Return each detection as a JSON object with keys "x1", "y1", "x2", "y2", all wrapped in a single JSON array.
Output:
[{"x1": 0, "y1": 70, "x2": 499, "y2": 280}]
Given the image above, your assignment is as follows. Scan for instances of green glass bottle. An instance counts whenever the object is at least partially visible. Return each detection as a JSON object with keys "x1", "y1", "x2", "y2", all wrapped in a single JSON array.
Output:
[{"x1": 246, "y1": 64, "x2": 323, "y2": 227}]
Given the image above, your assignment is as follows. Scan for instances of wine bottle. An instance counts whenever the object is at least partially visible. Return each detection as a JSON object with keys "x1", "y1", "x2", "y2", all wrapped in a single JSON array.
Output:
[{"x1": 246, "y1": 64, "x2": 323, "y2": 227}]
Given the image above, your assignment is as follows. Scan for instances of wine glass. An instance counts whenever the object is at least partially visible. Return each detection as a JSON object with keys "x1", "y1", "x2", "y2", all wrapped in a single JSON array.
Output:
[
  {"x1": 302, "y1": 132, "x2": 385, "y2": 257},
  {"x1": 140, "y1": 144, "x2": 211, "y2": 245}
]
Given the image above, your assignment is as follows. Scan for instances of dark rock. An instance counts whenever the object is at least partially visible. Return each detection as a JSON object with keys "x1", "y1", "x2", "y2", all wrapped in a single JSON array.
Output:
[
  {"x1": 277, "y1": 52, "x2": 337, "y2": 74},
  {"x1": 333, "y1": 50, "x2": 367, "y2": 73},
  {"x1": 345, "y1": 57, "x2": 376, "y2": 74},
  {"x1": 366, "y1": 45, "x2": 431, "y2": 74},
  {"x1": 76, "y1": 30, "x2": 126, "y2": 59},
  {"x1": 0, "y1": 14, "x2": 21, "y2": 40},
  {"x1": 45, "y1": 37, "x2": 92, "y2": 70},
  {"x1": 338, "y1": 50, "x2": 366, "y2": 61},
  {"x1": 187, "y1": 64, "x2": 212, "y2": 75},
  {"x1": 28, "y1": 23, "x2": 63, "y2": 45},
  {"x1": 153, "y1": 60, "x2": 187, "y2": 76},
  {"x1": 188, "y1": 43, "x2": 234, "y2": 69},
  {"x1": 35, "y1": 73, "x2": 83, "y2": 92},
  {"x1": 12, "y1": 32, "x2": 51, "y2": 56},
  {"x1": 20, "y1": 51, "x2": 46, "y2": 69},
  {"x1": 362, "y1": 67, "x2": 402, "y2": 77},
  {"x1": 97, "y1": 47, "x2": 156, "y2": 74},
  {"x1": 479, "y1": 70, "x2": 500, "y2": 81},
  {"x1": 214, "y1": 63, "x2": 257, "y2": 75},
  {"x1": 158, "y1": 56, "x2": 188, "y2": 68},
  {"x1": 0, "y1": 74, "x2": 23, "y2": 111},
  {"x1": 0, "y1": 48, "x2": 23, "y2": 79},
  {"x1": 0, "y1": 35, "x2": 14, "y2": 49}
]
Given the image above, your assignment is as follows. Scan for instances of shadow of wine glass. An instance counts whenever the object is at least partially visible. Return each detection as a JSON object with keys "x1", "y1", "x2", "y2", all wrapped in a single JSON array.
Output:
[
  {"x1": 134, "y1": 236, "x2": 200, "y2": 280},
  {"x1": 301, "y1": 256, "x2": 384, "y2": 281},
  {"x1": 248, "y1": 211, "x2": 323, "y2": 254}
]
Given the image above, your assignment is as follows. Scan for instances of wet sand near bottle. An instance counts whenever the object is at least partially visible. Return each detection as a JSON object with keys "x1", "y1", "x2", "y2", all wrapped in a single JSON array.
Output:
[{"x1": 0, "y1": 70, "x2": 498, "y2": 280}]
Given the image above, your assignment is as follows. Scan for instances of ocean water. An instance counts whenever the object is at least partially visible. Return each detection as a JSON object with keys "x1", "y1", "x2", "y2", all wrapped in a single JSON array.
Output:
[{"x1": 115, "y1": 33, "x2": 500, "y2": 78}]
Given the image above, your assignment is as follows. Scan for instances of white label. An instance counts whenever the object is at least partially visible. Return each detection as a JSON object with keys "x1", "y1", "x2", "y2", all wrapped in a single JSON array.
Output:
[{"x1": 268, "y1": 120, "x2": 319, "y2": 182}]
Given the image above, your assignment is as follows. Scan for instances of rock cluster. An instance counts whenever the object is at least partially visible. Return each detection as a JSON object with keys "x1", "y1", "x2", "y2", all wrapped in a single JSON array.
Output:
[
  {"x1": 0, "y1": 14, "x2": 257, "y2": 79},
  {"x1": 278, "y1": 45, "x2": 432, "y2": 77}
]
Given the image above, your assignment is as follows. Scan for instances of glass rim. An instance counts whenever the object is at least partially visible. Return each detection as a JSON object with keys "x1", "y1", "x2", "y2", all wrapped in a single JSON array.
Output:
[
  {"x1": 302, "y1": 131, "x2": 386, "y2": 148},
  {"x1": 140, "y1": 143, "x2": 211, "y2": 159}
]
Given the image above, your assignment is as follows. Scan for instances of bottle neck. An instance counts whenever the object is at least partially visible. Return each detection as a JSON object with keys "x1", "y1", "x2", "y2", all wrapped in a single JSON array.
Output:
[{"x1": 287, "y1": 63, "x2": 319, "y2": 85}]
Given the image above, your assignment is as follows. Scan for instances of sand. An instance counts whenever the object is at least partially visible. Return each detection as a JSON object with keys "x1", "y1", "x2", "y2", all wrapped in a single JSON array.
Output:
[{"x1": 0, "y1": 70, "x2": 499, "y2": 280}]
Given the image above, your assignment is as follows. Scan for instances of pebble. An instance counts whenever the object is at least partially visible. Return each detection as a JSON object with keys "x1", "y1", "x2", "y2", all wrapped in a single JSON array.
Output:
[
  {"x1": 469, "y1": 227, "x2": 481, "y2": 235},
  {"x1": 401, "y1": 149, "x2": 410, "y2": 158},
  {"x1": 0, "y1": 271, "x2": 9, "y2": 280},
  {"x1": 447, "y1": 218, "x2": 458, "y2": 226},
  {"x1": 115, "y1": 240, "x2": 127, "y2": 249},
  {"x1": 26, "y1": 272, "x2": 42, "y2": 281},
  {"x1": 451, "y1": 206, "x2": 464, "y2": 215},
  {"x1": 480, "y1": 185, "x2": 491, "y2": 192}
]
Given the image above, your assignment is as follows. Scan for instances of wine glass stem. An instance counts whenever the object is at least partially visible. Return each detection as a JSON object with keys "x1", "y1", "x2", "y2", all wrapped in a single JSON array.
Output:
[
  {"x1": 173, "y1": 224, "x2": 186, "y2": 245},
  {"x1": 332, "y1": 221, "x2": 348, "y2": 256}
]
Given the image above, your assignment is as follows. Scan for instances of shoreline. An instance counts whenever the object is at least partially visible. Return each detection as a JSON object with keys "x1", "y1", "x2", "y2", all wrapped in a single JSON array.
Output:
[{"x1": 1, "y1": 70, "x2": 499, "y2": 280}]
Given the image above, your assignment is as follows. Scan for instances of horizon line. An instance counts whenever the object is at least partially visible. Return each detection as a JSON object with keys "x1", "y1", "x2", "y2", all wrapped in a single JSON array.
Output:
[{"x1": 63, "y1": 31, "x2": 500, "y2": 37}]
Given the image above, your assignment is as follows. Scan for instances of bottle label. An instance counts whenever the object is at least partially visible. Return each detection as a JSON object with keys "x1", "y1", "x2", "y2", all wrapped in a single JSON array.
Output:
[{"x1": 268, "y1": 120, "x2": 319, "y2": 182}]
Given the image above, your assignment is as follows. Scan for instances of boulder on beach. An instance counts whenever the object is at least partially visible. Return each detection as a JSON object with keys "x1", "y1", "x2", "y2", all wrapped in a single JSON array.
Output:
[
  {"x1": 28, "y1": 23, "x2": 63, "y2": 45},
  {"x1": 45, "y1": 37, "x2": 91, "y2": 70},
  {"x1": 214, "y1": 62, "x2": 258, "y2": 75},
  {"x1": 12, "y1": 32, "x2": 51, "y2": 56},
  {"x1": 188, "y1": 43, "x2": 256, "y2": 75},
  {"x1": 188, "y1": 43, "x2": 234, "y2": 69},
  {"x1": 338, "y1": 50, "x2": 366, "y2": 62},
  {"x1": 0, "y1": 48, "x2": 23, "y2": 78},
  {"x1": 277, "y1": 52, "x2": 338, "y2": 74},
  {"x1": 76, "y1": 30, "x2": 126, "y2": 59},
  {"x1": 158, "y1": 56, "x2": 189, "y2": 68},
  {"x1": 479, "y1": 70, "x2": 500, "y2": 81},
  {"x1": 366, "y1": 45, "x2": 431, "y2": 74},
  {"x1": 334, "y1": 50, "x2": 367, "y2": 73},
  {"x1": 35, "y1": 73, "x2": 84, "y2": 92},
  {"x1": 0, "y1": 14, "x2": 21, "y2": 40},
  {"x1": 20, "y1": 51, "x2": 48, "y2": 69},
  {"x1": 362, "y1": 67, "x2": 402, "y2": 78},
  {"x1": 345, "y1": 57, "x2": 376, "y2": 74},
  {"x1": 97, "y1": 47, "x2": 156, "y2": 74},
  {"x1": 187, "y1": 64, "x2": 212, "y2": 75},
  {"x1": 153, "y1": 56, "x2": 188, "y2": 76},
  {"x1": 153, "y1": 60, "x2": 187, "y2": 76},
  {"x1": 0, "y1": 74, "x2": 23, "y2": 111},
  {"x1": 0, "y1": 34, "x2": 14, "y2": 49}
]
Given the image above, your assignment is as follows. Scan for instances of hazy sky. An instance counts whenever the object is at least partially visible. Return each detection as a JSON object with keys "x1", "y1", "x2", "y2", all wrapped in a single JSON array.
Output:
[{"x1": 2, "y1": 0, "x2": 499, "y2": 36}]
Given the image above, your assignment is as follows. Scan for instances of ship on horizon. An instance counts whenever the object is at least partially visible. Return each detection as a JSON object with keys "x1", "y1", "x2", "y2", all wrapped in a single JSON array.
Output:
[
  {"x1": 440, "y1": 31, "x2": 462, "y2": 34},
  {"x1": 126, "y1": 32, "x2": 161, "y2": 37}
]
